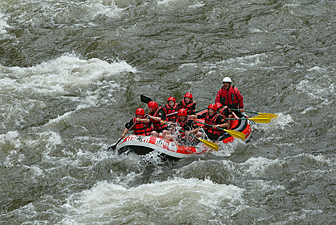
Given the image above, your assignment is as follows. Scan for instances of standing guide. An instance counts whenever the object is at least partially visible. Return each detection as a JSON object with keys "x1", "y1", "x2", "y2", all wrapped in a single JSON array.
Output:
[{"x1": 215, "y1": 77, "x2": 244, "y2": 117}]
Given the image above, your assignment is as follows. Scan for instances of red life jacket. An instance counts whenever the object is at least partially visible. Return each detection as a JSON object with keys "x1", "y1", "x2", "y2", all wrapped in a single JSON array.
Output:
[
  {"x1": 180, "y1": 99, "x2": 196, "y2": 115},
  {"x1": 219, "y1": 86, "x2": 240, "y2": 109},
  {"x1": 204, "y1": 113, "x2": 223, "y2": 136},
  {"x1": 165, "y1": 103, "x2": 178, "y2": 122},
  {"x1": 132, "y1": 116, "x2": 153, "y2": 136},
  {"x1": 151, "y1": 107, "x2": 168, "y2": 131}
]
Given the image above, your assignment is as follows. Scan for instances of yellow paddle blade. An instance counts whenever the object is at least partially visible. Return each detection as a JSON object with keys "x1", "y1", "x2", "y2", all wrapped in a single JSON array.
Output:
[
  {"x1": 199, "y1": 138, "x2": 219, "y2": 151},
  {"x1": 258, "y1": 112, "x2": 278, "y2": 119},
  {"x1": 249, "y1": 115, "x2": 272, "y2": 123},
  {"x1": 224, "y1": 129, "x2": 246, "y2": 141}
]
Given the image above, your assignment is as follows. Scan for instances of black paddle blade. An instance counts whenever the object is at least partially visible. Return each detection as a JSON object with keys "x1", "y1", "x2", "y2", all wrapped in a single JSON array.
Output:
[
  {"x1": 107, "y1": 144, "x2": 116, "y2": 151},
  {"x1": 140, "y1": 95, "x2": 153, "y2": 104}
]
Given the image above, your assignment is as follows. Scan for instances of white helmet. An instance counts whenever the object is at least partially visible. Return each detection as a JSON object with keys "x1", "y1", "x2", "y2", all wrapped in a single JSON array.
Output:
[{"x1": 222, "y1": 77, "x2": 232, "y2": 83}]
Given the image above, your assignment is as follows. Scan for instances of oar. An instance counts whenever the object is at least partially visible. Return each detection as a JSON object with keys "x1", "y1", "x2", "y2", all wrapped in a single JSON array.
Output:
[
  {"x1": 108, "y1": 122, "x2": 136, "y2": 151},
  {"x1": 166, "y1": 111, "x2": 178, "y2": 117},
  {"x1": 140, "y1": 95, "x2": 164, "y2": 107},
  {"x1": 230, "y1": 108, "x2": 278, "y2": 119},
  {"x1": 179, "y1": 129, "x2": 219, "y2": 151},
  {"x1": 195, "y1": 120, "x2": 246, "y2": 141},
  {"x1": 107, "y1": 137, "x2": 123, "y2": 151},
  {"x1": 225, "y1": 115, "x2": 271, "y2": 123}
]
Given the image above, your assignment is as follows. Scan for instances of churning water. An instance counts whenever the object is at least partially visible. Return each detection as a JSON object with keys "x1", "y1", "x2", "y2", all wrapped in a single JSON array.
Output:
[{"x1": 1, "y1": 0, "x2": 336, "y2": 224}]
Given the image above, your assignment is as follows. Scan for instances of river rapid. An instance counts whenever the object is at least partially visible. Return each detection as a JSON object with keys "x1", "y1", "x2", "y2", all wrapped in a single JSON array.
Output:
[{"x1": 1, "y1": 0, "x2": 335, "y2": 224}]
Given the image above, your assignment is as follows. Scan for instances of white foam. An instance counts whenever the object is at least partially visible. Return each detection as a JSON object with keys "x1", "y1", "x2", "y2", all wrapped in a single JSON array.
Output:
[
  {"x1": 252, "y1": 113, "x2": 293, "y2": 133},
  {"x1": 179, "y1": 53, "x2": 268, "y2": 72},
  {"x1": 83, "y1": 0, "x2": 125, "y2": 19},
  {"x1": 10, "y1": 0, "x2": 125, "y2": 28},
  {"x1": 0, "y1": 54, "x2": 136, "y2": 128},
  {"x1": 189, "y1": 1, "x2": 205, "y2": 8},
  {"x1": 243, "y1": 157, "x2": 279, "y2": 177},
  {"x1": 4, "y1": 54, "x2": 135, "y2": 94},
  {"x1": 307, "y1": 66, "x2": 328, "y2": 72},
  {"x1": 0, "y1": 12, "x2": 9, "y2": 34},
  {"x1": 62, "y1": 178, "x2": 244, "y2": 224},
  {"x1": 157, "y1": 0, "x2": 177, "y2": 5},
  {"x1": 249, "y1": 28, "x2": 263, "y2": 33},
  {"x1": 290, "y1": 153, "x2": 332, "y2": 165},
  {"x1": 215, "y1": 139, "x2": 245, "y2": 157},
  {"x1": 0, "y1": 131, "x2": 21, "y2": 150}
]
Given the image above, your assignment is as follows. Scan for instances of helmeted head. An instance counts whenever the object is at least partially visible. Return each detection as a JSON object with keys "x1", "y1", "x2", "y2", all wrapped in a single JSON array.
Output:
[
  {"x1": 184, "y1": 92, "x2": 193, "y2": 103},
  {"x1": 215, "y1": 102, "x2": 223, "y2": 111},
  {"x1": 177, "y1": 108, "x2": 188, "y2": 117},
  {"x1": 184, "y1": 92, "x2": 193, "y2": 100},
  {"x1": 167, "y1": 97, "x2": 176, "y2": 107},
  {"x1": 147, "y1": 101, "x2": 158, "y2": 112},
  {"x1": 222, "y1": 77, "x2": 232, "y2": 90},
  {"x1": 135, "y1": 108, "x2": 145, "y2": 118},
  {"x1": 222, "y1": 77, "x2": 232, "y2": 83},
  {"x1": 208, "y1": 104, "x2": 217, "y2": 115},
  {"x1": 167, "y1": 97, "x2": 176, "y2": 103}
]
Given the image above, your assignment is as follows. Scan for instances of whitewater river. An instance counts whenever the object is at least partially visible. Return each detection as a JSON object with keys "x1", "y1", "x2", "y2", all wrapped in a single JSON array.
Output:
[{"x1": 1, "y1": 0, "x2": 335, "y2": 224}]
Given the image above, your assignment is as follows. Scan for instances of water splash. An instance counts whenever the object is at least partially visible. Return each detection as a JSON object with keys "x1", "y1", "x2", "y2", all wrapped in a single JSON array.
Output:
[
  {"x1": 0, "y1": 12, "x2": 9, "y2": 34},
  {"x1": 62, "y1": 178, "x2": 244, "y2": 224}
]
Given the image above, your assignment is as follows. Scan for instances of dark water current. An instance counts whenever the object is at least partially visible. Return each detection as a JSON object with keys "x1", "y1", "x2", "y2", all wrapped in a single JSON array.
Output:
[{"x1": 1, "y1": 0, "x2": 336, "y2": 224}]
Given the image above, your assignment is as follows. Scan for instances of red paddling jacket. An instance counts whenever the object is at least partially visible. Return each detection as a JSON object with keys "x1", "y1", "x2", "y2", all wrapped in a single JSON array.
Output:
[
  {"x1": 178, "y1": 99, "x2": 196, "y2": 115},
  {"x1": 165, "y1": 103, "x2": 179, "y2": 122},
  {"x1": 197, "y1": 112, "x2": 225, "y2": 136},
  {"x1": 215, "y1": 85, "x2": 244, "y2": 109},
  {"x1": 125, "y1": 115, "x2": 153, "y2": 136},
  {"x1": 150, "y1": 107, "x2": 168, "y2": 132}
]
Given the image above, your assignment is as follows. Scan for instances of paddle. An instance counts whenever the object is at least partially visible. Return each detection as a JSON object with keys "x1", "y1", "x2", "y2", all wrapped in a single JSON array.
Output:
[
  {"x1": 225, "y1": 115, "x2": 271, "y2": 123},
  {"x1": 108, "y1": 122, "x2": 136, "y2": 151},
  {"x1": 179, "y1": 129, "x2": 219, "y2": 151},
  {"x1": 166, "y1": 111, "x2": 178, "y2": 117},
  {"x1": 195, "y1": 120, "x2": 246, "y2": 141},
  {"x1": 229, "y1": 108, "x2": 278, "y2": 119},
  {"x1": 140, "y1": 95, "x2": 164, "y2": 106}
]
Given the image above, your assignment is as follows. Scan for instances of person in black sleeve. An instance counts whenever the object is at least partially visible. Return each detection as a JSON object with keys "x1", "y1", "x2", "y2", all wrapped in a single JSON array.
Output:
[
  {"x1": 121, "y1": 108, "x2": 153, "y2": 139},
  {"x1": 147, "y1": 101, "x2": 169, "y2": 138},
  {"x1": 189, "y1": 104, "x2": 230, "y2": 141}
]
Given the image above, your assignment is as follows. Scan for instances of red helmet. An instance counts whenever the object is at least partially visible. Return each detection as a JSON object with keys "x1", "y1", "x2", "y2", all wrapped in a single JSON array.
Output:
[
  {"x1": 215, "y1": 103, "x2": 223, "y2": 110},
  {"x1": 167, "y1": 97, "x2": 176, "y2": 103},
  {"x1": 147, "y1": 101, "x2": 158, "y2": 111},
  {"x1": 135, "y1": 108, "x2": 145, "y2": 116},
  {"x1": 177, "y1": 108, "x2": 188, "y2": 116},
  {"x1": 208, "y1": 104, "x2": 217, "y2": 111},
  {"x1": 184, "y1": 92, "x2": 193, "y2": 100}
]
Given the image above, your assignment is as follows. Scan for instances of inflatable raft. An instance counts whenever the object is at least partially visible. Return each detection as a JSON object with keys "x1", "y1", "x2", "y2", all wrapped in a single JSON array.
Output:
[{"x1": 113, "y1": 113, "x2": 252, "y2": 160}]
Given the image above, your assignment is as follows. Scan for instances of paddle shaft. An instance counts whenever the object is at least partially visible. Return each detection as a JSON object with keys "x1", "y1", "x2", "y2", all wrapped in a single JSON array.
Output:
[
  {"x1": 230, "y1": 108, "x2": 276, "y2": 115},
  {"x1": 194, "y1": 120, "x2": 246, "y2": 140},
  {"x1": 225, "y1": 118, "x2": 250, "y2": 120},
  {"x1": 225, "y1": 116, "x2": 271, "y2": 123},
  {"x1": 229, "y1": 108, "x2": 255, "y2": 114},
  {"x1": 195, "y1": 120, "x2": 228, "y2": 132},
  {"x1": 108, "y1": 122, "x2": 136, "y2": 150}
]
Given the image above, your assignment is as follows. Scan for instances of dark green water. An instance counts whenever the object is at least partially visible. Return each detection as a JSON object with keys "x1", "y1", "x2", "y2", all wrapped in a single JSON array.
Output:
[{"x1": 1, "y1": 0, "x2": 335, "y2": 224}]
